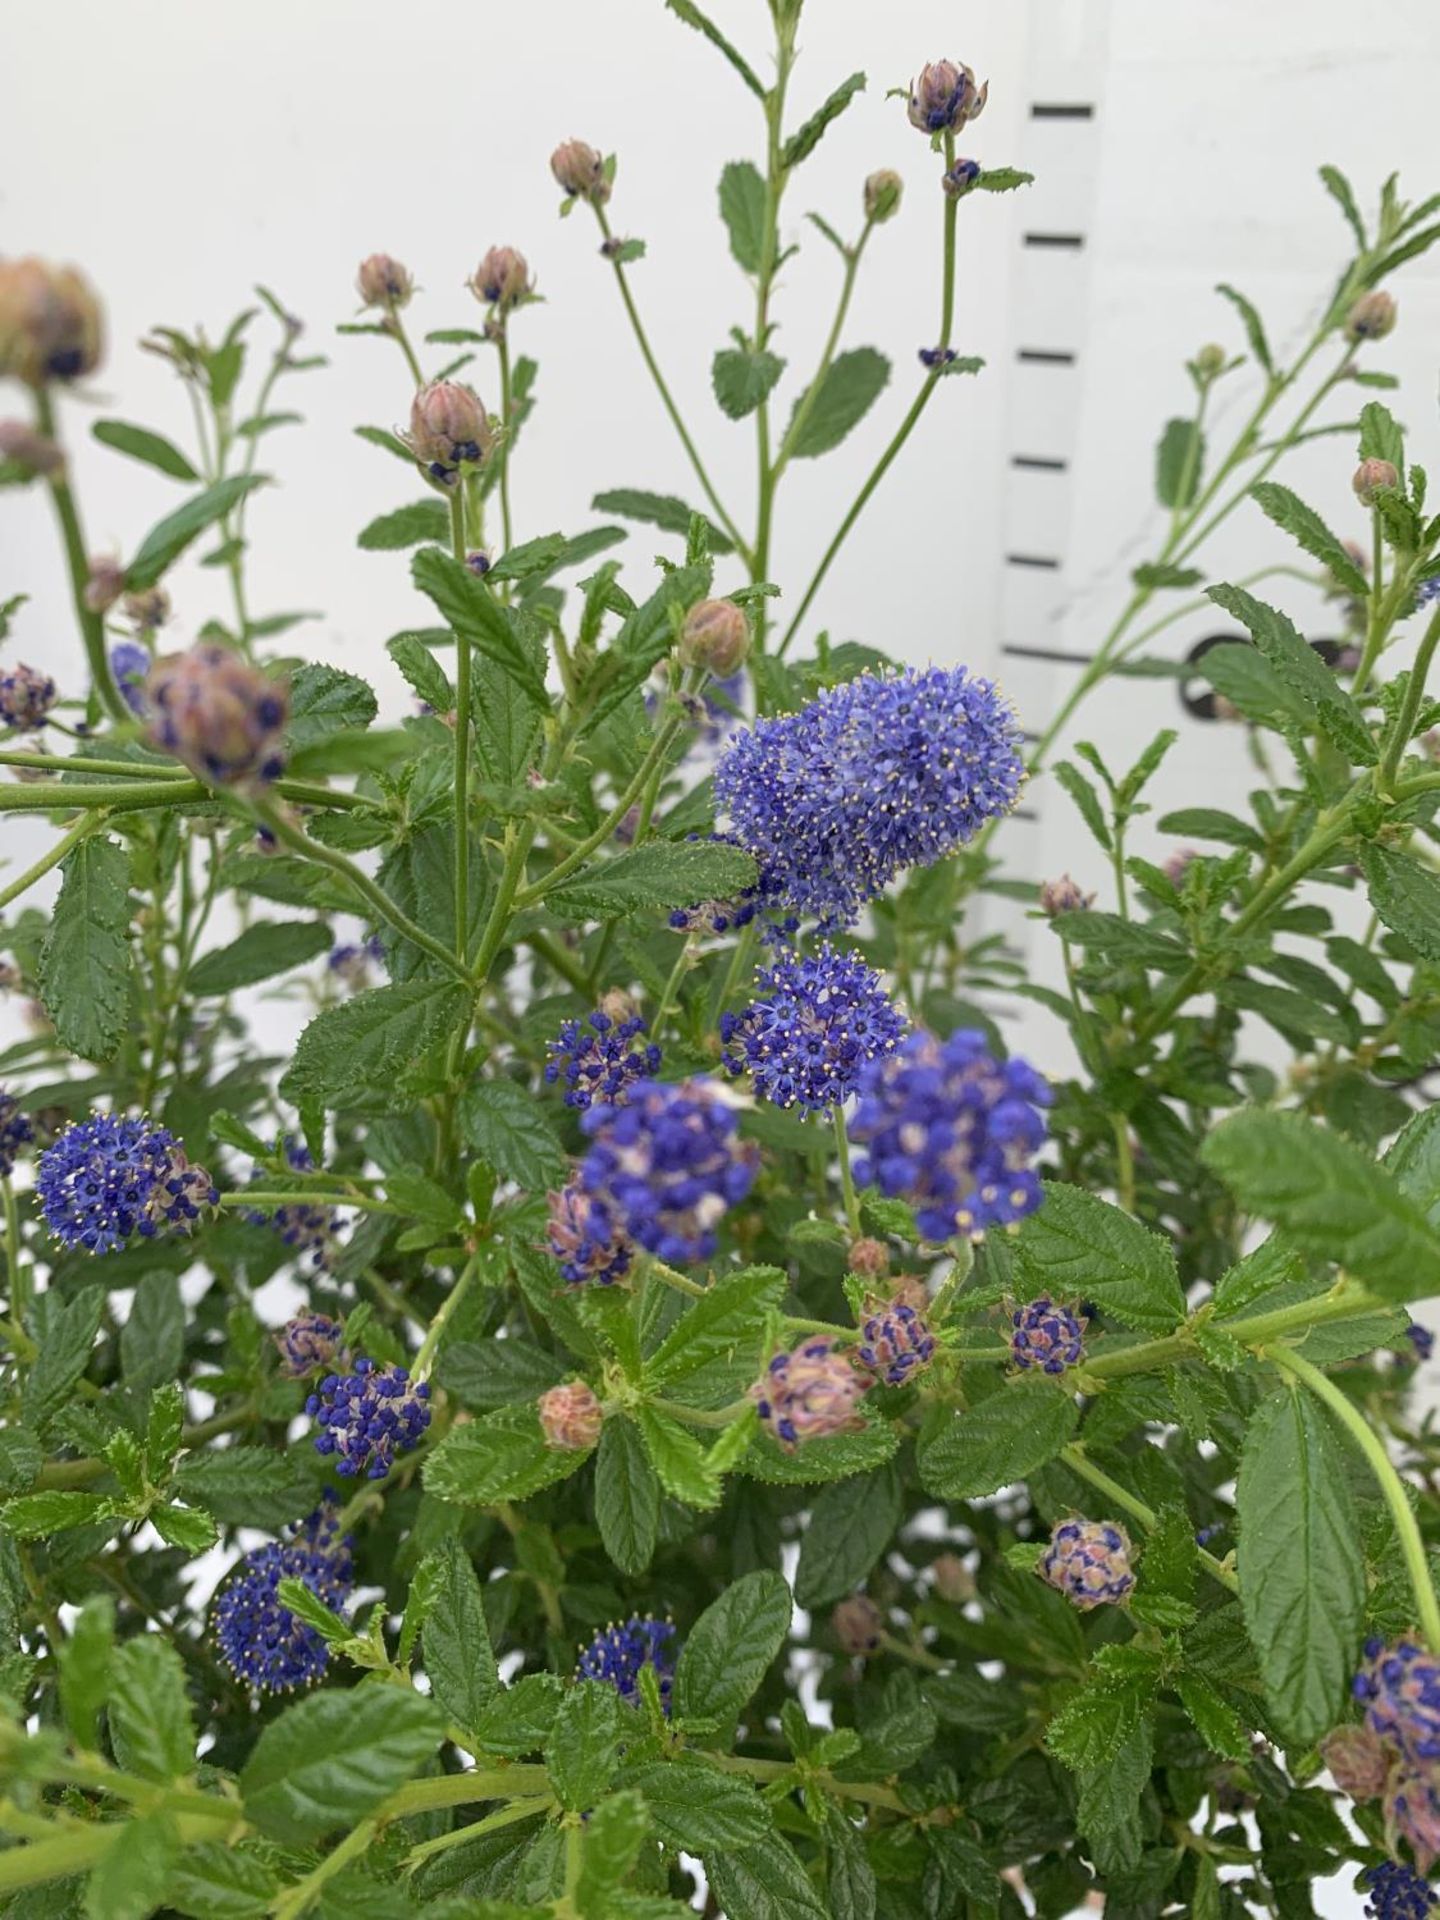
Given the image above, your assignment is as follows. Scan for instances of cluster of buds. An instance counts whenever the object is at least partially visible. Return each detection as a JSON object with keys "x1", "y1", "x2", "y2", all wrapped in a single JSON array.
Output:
[
  {"x1": 146, "y1": 644, "x2": 289, "y2": 787},
  {"x1": 678, "y1": 598, "x2": 751, "y2": 678},
  {"x1": 538, "y1": 1379, "x2": 604, "y2": 1451},
  {"x1": 0, "y1": 663, "x2": 57, "y2": 732},
  {"x1": 907, "y1": 60, "x2": 988, "y2": 137},
  {"x1": 468, "y1": 247, "x2": 535, "y2": 316},
  {"x1": 0, "y1": 258, "x2": 103, "y2": 387},
  {"x1": 356, "y1": 254, "x2": 414, "y2": 314},
  {"x1": 751, "y1": 1339, "x2": 869, "y2": 1452},
  {"x1": 273, "y1": 1313, "x2": 346, "y2": 1380},
  {"x1": 1010, "y1": 1295, "x2": 1088, "y2": 1375},
  {"x1": 1355, "y1": 457, "x2": 1401, "y2": 505},
  {"x1": 551, "y1": 139, "x2": 610, "y2": 206},
  {"x1": 856, "y1": 1299, "x2": 936, "y2": 1387},
  {"x1": 1040, "y1": 1518, "x2": 1135, "y2": 1609},
  {"x1": 405, "y1": 380, "x2": 494, "y2": 487},
  {"x1": 0, "y1": 420, "x2": 63, "y2": 478},
  {"x1": 1346, "y1": 290, "x2": 1398, "y2": 344},
  {"x1": 1038, "y1": 874, "x2": 1094, "y2": 918},
  {"x1": 863, "y1": 170, "x2": 904, "y2": 223},
  {"x1": 832, "y1": 1594, "x2": 884, "y2": 1656}
]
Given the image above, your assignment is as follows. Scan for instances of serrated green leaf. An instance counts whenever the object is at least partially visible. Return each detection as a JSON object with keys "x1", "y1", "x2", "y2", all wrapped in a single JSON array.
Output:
[
  {"x1": 58, "y1": 1596, "x2": 114, "y2": 1752},
  {"x1": 1156, "y1": 419, "x2": 1204, "y2": 509},
  {"x1": 286, "y1": 663, "x2": 377, "y2": 752},
  {"x1": 793, "y1": 1465, "x2": 902, "y2": 1609},
  {"x1": 1215, "y1": 283, "x2": 1274, "y2": 373},
  {"x1": 786, "y1": 348, "x2": 890, "y2": 460},
  {"x1": 1050, "y1": 910, "x2": 1190, "y2": 972},
  {"x1": 358, "y1": 499, "x2": 449, "y2": 551},
  {"x1": 782, "y1": 71, "x2": 865, "y2": 169},
  {"x1": 151, "y1": 1502, "x2": 219, "y2": 1554},
  {"x1": 1174, "y1": 1671, "x2": 1251, "y2": 1759},
  {"x1": 1360, "y1": 842, "x2": 1440, "y2": 961},
  {"x1": 706, "y1": 1833, "x2": 828, "y2": 1920},
  {"x1": 127, "y1": 475, "x2": 265, "y2": 588},
  {"x1": 712, "y1": 347, "x2": 786, "y2": 421},
  {"x1": 739, "y1": 1419, "x2": 898, "y2": 1484},
  {"x1": 1251, "y1": 482, "x2": 1368, "y2": 597},
  {"x1": 918, "y1": 1378, "x2": 1078, "y2": 1500},
  {"x1": 23, "y1": 1287, "x2": 105, "y2": 1433},
  {"x1": 591, "y1": 488, "x2": 734, "y2": 556},
  {"x1": 626, "y1": 1754, "x2": 771, "y2": 1849},
  {"x1": 718, "y1": 161, "x2": 767, "y2": 273},
  {"x1": 458, "y1": 1079, "x2": 567, "y2": 1189},
  {"x1": 188, "y1": 919, "x2": 330, "y2": 996},
  {"x1": 412, "y1": 546, "x2": 551, "y2": 707},
  {"x1": 1015, "y1": 1184, "x2": 1185, "y2": 1331},
  {"x1": 422, "y1": 1536, "x2": 500, "y2": 1733},
  {"x1": 1207, "y1": 581, "x2": 1377, "y2": 764},
  {"x1": 241, "y1": 1687, "x2": 443, "y2": 1844},
  {"x1": 424, "y1": 1405, "x2": 591, "y2": 1506},
  {"x1": 673, "y1": 1570, "x2": 791, "y2": 1726},
  {"x1": 84, "y1": 1810, "x2": 179, "y2": 1920},
  {"x1": 93, "y1": 418, "x2": 199, "y2": 482},
  {"x1": 663, "y1": 0, "x2": 764, "y2": 98},
  {"x1": 645, "y1": 1265, "x2": 784, "y2": 1386},
  {"x1": 0, "y1": 1489, "x2": 108, "y2": 1537},
  {"x1": 595, "y1": 1418, "x2": 660, "y2": 1576},
  {"x1": 109, "y1": 1635, "x2": 195, "y2": 1782},
  {"x1": 546, "y1": 839, "x2": 757, "y2": 921},
  {"x1": 547, "y1": 1681, "x2": 625, "y2": 1811},
  {"x1": 38, "y1": 834, "x2": 132, "y2": 1061},
  {"x1": 636, "y1": 1405, "x2": 721, "y2": 1509},
  {"x1": 281, "y1": 980, "x2": 468, "y2": 1110},
  {"x1": 387, "y1": 631, "x2": 455, "y2": 712}
]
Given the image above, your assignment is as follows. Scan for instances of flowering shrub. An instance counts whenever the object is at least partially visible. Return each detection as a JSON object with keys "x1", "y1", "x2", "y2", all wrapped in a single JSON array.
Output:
[{"x1": 3, "y1": 6, "x2": 1440, "y2": 1917}]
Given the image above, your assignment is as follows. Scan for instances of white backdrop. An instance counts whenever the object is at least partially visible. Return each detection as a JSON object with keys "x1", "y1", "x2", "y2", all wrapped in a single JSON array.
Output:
[{"x1": 6, "y1": 4, "x2": 1440, "y2": 1912}]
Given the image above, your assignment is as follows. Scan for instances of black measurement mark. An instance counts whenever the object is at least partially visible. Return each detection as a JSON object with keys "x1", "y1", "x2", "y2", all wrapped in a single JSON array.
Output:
[
  {"x1": 1030, "y1": 103, "x2": 1094, "y2": 120},
  {"x1": 1005, "y1": 554, "x2": 1061, "y2": 571},
  {"x1": 1023, "y1": 233, "x2": 1086, "y2": 250},
  {"x1": 1016, "y1": 348, "x2": 1076, "y2": 365},
  {"x1": 1011, "y1": 455, "x2": 1069, "y2": 473},
  {"x1": 1002, "y1": 643, "x2": 1096, "y2": 666}
]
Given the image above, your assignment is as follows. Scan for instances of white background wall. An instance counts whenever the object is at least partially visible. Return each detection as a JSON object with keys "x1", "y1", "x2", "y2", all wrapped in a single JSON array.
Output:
[{"x1": 5, "y1": 4, "x2": 1440, "y2": 1911}]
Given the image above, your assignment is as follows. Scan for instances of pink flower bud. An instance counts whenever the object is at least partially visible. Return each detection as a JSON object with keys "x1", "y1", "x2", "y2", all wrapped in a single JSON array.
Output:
[
  {"x1": 0, "y1": 420, "x2": 63, "y2": 478},
  {"x1": 0, "y1": 259, "x2": 104, "y2": 386},
  {"x1": 469, "y1": 247, "x2": 534, "y2": 313},
  {"x1": 356, "y1": 254, "x2": 413, "y2": 312},
  {"x1": 678, "y1": 600, "x2": 750, "y2": 677},
  {"x1": 864, "y1": 170, "x2": 904, "y2": 222},
  {"x1": 932, "y1": 1553, "x2": 975, "y2": 1604},
  {"x1": 538, "y1": 1379, "x2": 604, "y2": 1451},
  {"x1": 145, "y1": 644, "x2": 289, "y2": 788},
  {"x1": 405, "y1": 381, "x2": 493, "y2": 483},
  {"x1": 1346, "y1": 290, "x2": 1397, "y2": 343},
  {"x1": 1039, "y1": 874, "x2": 1094, "y2": 917},
  {"x1": 907, "y1": 60, "x2": 988, "y2": 137},
  {"x1": 848, "y1": 1236, "x2": 890, "y2": 1279},
  {"x1": 1387, "y1": 1766, "x2": 1440, "y2": 1875},
  {"x1": 83, "y1": 556, "x2": 126, "y2": 614},
  {"x1": 1354, "y1": 457, "x2": 1399, "y2": 504},
  {"x1": 551, "y1": 139, "x2": 610, "y2": 204},
  {"x1": 833, "y1": 1595, "x2": 884, "y2": 1655},
  {"x1": 1320, "y1": 1724, "x2": 1391, "y2": 1801}
]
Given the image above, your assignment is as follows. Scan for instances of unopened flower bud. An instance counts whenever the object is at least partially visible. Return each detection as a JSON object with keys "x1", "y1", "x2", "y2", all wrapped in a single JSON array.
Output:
[
  {"x1": 942, "y1": 158, "x2": 981, "y2": 198},
  {"x1": 1040, "y1": 1518, "x2": 1135, "y2": 1609},
  {"x1": 1386, "y1": 1767, "x2": 1440, "y2": 1875},
  {"x1": 83, "y1": 556, "x2": 127, "y2": 614},
  {"x1": 678, "y1": 599, "x2": 750, "y2": 677},
  {"x1": 0, "y1": 259, "x2": 104, "y2": 386},
  {"x1": 538, "y1": 1379, "x2": 604, "y2": 1451},
  {"x1": 1320, "y1": 1724, "x2": 1391, "y2": 1801},
  {"x1": 0, "y1": 420, "x2": 63, "y2": 478},
  {"x1": 848, "y1": 1236, "x2": 889, "y2": 1279},
  {"x1": 1039, "y1": 874, "x2": 1094, "y2": 917},
  {"x1": 551, "y1": 139, "x2": 610, "y2": 205},
  {"x1": 1346, "y1": 290, "x2": 1397, "y2": 343},
  {"x1": 888, "y1": 1274, "x2": 930, "y2": 1313},
  {"x1": 599, "y1": 987, "x2": 639, "y2": 1025},
  {"x1": 123, "y1": 586, "x2": 170, "y2": 632},
  {"x1": 469, "y1": 247, "x2": 534, "y2": 313},
  {"x1": 405, "y1": 381, "x2": 493, "y2": 484},
  {"x1": 145, "y1": 644, "x2": 288, "y2": 787},
  {"x1": 864, "y1": 170, "x2": 904, "y2": 222},
  {"x1": 465, "y1": 549, "x2": 492, "y2": 577},
  {"x1": 1164, "y1": 847, "x2": 1198, "y2": 887},
  {"x1": 356, "y1": 254, "x2": 413, "y2": 313},
  {"x1": 833, "y1": 1594, "x2": 884, "y2": 1655},
  {"x1": 932, "y1": 1552, "x2": 975, "y2": 1604},
  {"x1": 0, "y1": 664, "x2": 57, "y2": 732},
  {"x1": 907, "y1": 60, "x2": 988, "y2": 136},
  {"x1": 1194, "y1": 343, "x2": 1227, "y2": 378},
  {"x1": 1354, "y1": 457, "x2": 1399, "y2": 504}
]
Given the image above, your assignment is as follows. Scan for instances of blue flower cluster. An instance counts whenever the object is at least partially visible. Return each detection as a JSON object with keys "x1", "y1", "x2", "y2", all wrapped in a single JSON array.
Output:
[
  {"x1": 307, "y1": 1358, "x2": 431, "y2": 1478},
  {"x1": 1010, "y1": 1296, "x2": 1087, "y2": 1375},
  {"x1": 577, "y1": 1615, "x2": 677, "y2": 1711},
  {"x1": 857, "y1": 1300, "x2": 935, "y2": 1386},
  {"x1": 246, "y1": 1136, "x2": 340, "y2": 1272},
  {"x1": 273, "y1": 1312, "x2": 345, "y2": 1378},
  {"x1": 1357, "y1": 1640, "x2": 1440, "y2": 1763},
  {"x1": 546, "y1": 1175, "x2": 634, "y2": 1286},
  {"x1": 715, "y1": 667, "x2": 1024, "y2": 928},
  {"x1": 545, "y1": 1008, "x2": 661, "y2": 1111},
  {"x1": 849, "y1": 1029, "x2": 1051, "y2": 1241},
  {"x1": 36, "y1": 1113, "x2": 217, "y2": 1254},
  {"x1": 212, "y1": 1502, "x2": 354, "y2": 1694},
  {"x1": 1040, "y1": 1519, "x2": 1135, "y2": 1610},
  {"x1": 721, "y1": 944, "x2": 906, "y2": 1112},
  {"x1": 1364, "y1": 1863, "x2": 1435, "y2": 1920},
  {"x1": 579, "y1": 1077, "x2": 759, "y2": 1266},
  {"x1": 0, "y1": 1089, "x2": 33, "y2": 1177},
  {"x1": 1389, "y1": 1770, "x2": 1440, "y2": 1885}
]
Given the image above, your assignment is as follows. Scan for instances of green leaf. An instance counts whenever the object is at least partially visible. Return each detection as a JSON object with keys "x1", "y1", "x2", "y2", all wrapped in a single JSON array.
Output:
[
  {"x1": 1053, "y1": 761, "x2": 1111, "y2": 851},
  {"x1": 422, "y1": 1536, "x2": 500, "y2": 1733},
  {"x1": 1174, "y1": 1671, "x2": 1251, "y2": 1760},
  {"x1": 109, "y1": 1635, "x2": 195, "y2": 1782},
  {"x1": 705, "y1": 1834, "x2": 828, "y2": 1920},
  {"x1": 173, "y1": 1447, "x2": 315, "y2": 1526},
  {"x1": 286, "y1": 663, "x2": 378, "y2": 752},
  {"x1": 1132, "y1": 562, "x2": 1205, "y2": 590},
  {"x1": 1385, "y1": 1106, "x2": 1440, "y2": 1225},
  {"x1": 578, "y1": 1789, "x2": 650, "y2": 1908},
  {"x1": 354, "y1": 423, "x2": 414, "y2": 464},
  {"x1": 188, "y1": 919, "x2": 330, "y2": 996},
  {"x1": 626, "y1": 1754, "x2": 771, "y2": 1850},
  {"x1": 718, "y1": 161, "x2": 767, "y2": 272},
  {"x1": 1359, "y1": 399, "x2": 1405, "y2": 473},
  {"x1": 591, "y1": 488, "x2": 735, "y2": 556},
  {"x1": 387, "y1": 632, "x2": 454, "y2": 712},
  {"x1": 646, "y1": 1265, "x2": 784, "y2": 1386},
  {"x1": 240, "y1": 1687, "x2": 443, "y2": 1844},
  {"x1": 57, "y1": 1595, "x2": 113, "y2": 1752},
  {"x1": 93, "y1": 418, "x2": 199, "y2": 482},
  {"x1": 1049, "y1": 910, "x2": 1190, "y2": 973},
  {"x1": 1200, "y1": 1108, "x2": 1440, "y2": 1302},
  {"x1": 824, "y1": 1805, "x2": 878, "y2": 1920},
  {"x1": 424, "y1": 1405, "x2": 591, "y2": 1506},
  {"x1": 712, "y1": 348, "x2": 786, "y2": 421},
  {"x1": 794, "y1": 1465, "x2": 902, "y2": 1609},
  {"x1": 281, "y1": 981, "x2": 469, "y2": 1110},
  {"x1": 740, "y1": 1420, "x2": 898, "y2": 1485},
  {"x1": 663, "y1": 1, "x2": 765, "y2": 99},
  {"x1": 412, "y1": 547, "x2": 551, "y2": 708},
  {"x1": 918, "y1": 1378, "x2": 1079, "y2": 1500},
  {"x1": 636, "y1": 1405, "x2": 721, "y2": 1509},
  {"x1": 1155, "y1": 806, "x2": 1264, "y2": 851},
  {"x1": 1320, "y1": 164, "x2": 1367, "y2": 250},
  {"x1": 458, "y1": 1080, "x2": 567, "y2": 1189},
  {"x1": 976, "y1": 167, "x2": 1034, "y2": 193},
  {"x1": 786, "y1": 348, "x2": 890, "y2": 459},
  {"x1": 23, "y1": 1287, "x2": 105, "y2": 1433},
  {"x1": 782, "y1": 71, "x2": 866, "y2": 169},
  {"x1": 595, "y1": 1418, "x2": 660, "y2": 1575},
  {"x1": 84, "y1": 1810, "x2": 179, "y2": 1920},
  {"x1": 1360, "y1": 842, "x2": 1440, "y2": 961},
  {"x1": 0, "y1": 1429, "x2": 40, "y2": 1496},
  {"x1": 358, "y1": 500, "x2": 450, "y2": 551},
  {"x1": 1076, "y1": 1710, "x2": 1152, "y2": 1875},
  {"x1": 120, "y1": 1271, "x2": 184, "y2": 1391},
  {"x1": 1208, "y1": 581, "x2": 1377, "y2": 764},
  {"x1": 127, "y1": 475, "x2": 265, "y2": 589},
  {"x1": 546, "y1": 839, "x2": 757, "y2": 921},
  {"x1": 1215, "y1": 283, "x2": 1274, "y2": 374},
  {"x1": 673, "y1": 1570, "x2": 791, "y2": 1726},
  {"x1": 1217, "y1": 975, "x2": 1353, "y2": 1046},
  {"x1": 1251, "y1": 482, "x2": 1368, "y2": 597},
  {"x1": 152, "y1": 1501, "x2": 219, "y2": 1554},
  {"x1": 166, "y1": 1842, "x2": 280, "y2": 1919},
  {"x1": 1015, "y1": 1184, "x2": 1185, "y2": 1331},
  {"x1": 1047, "y1": 1669, "x2": 1156, "y2": 1772},
  {"x1": 1196, "y1": 641, "x2": 1314, "y2": 730},
  {"x1": 547, "y1": 1681, "x2": 625, "y2": 1811},
  {"x1": 0, "y1": 1489, "x2": 108, "y2": 1537},
  {"x1": 1236, "y1": 1389, "x2": 1364, "y2": 1744},
  {"x1": 1156, "y1": 419, "x2": 1204, "y2": 509},
  {"x1": 38, "y1": 834, "x2": 132, "y2": 1061},
  {"x1": 471, "y1": 1672, "x2": 565, "y2": 1757}
]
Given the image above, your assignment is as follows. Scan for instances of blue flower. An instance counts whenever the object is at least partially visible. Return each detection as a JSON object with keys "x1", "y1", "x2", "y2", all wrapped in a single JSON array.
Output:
[
  {"x1": 1408, "y1": 1324, "x2": 1435, "y2": 1363},
  {"x1": 848, "y1": 1030, "x2": 1051, "y2": 1241},
  {"x1": 0, "y1": 1089, "x2": 34, "y2": 1178},
  {"x1": 579, "y1": 1077, "x2": 758, "y2": 1266},
  {"x1": 327, "y1": 936, "x2": 385, "y2": 990},
  {"x1": 545, "y1": 1008, "x2": 661, "y2": 1111},
  {"x1": 546, "y1": 1175, "x2": 634, "y2": 1287},
  {"x1": 715, "y1": 667, "x2": 1024, "y2": 928},
  {"x1": 577, "y1": 1616, "x2": 677, "y2": 1711},
  {"x1": 1356, "y1": 1639, "x2": 1440, "y2": 1764},
  {"x1": 1011, "y1": 1296, "x2": 1087, "y2": 1375},
  {"x1": 212, "y1": 1501, "x2": 354, "y2": 1694},
  {"x1": 273, "y1": 1312, "x2": 345, "y2": 1378},
  {"x1": 1418, "y1": 577, "x2": 1440, "y2": 610},
  {"x1": 36, "y1": 1113, "x2": 217, "y2": 1255},
  {"x1": 721, "y1": 944, "x2": 906, "y2": 1113},
  {"x1": 246, "y1": 1136, "x2": 340, "y2": 1272},
  {"x1": 307, "y1": 1358, "x2": 431, "y2": 1479},
  {"x1": 1363, "y1": 1862, "x2": 1435, "y2": 1919},
  {"x1": 1040, "y1": 1519, "x2": 1135, "y2": 1610},
  {"x1": 110, "y1": 642, "x2": 150, "y2": 715},
  {"x1": 856, "y1": 1301, "x2": 935, "y2": 1386}
]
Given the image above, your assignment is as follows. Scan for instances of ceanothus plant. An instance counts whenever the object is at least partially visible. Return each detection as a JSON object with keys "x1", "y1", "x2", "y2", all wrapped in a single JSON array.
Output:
[{"x1": 1, "y1": 5, "x2": 1440, "y2": 1916}]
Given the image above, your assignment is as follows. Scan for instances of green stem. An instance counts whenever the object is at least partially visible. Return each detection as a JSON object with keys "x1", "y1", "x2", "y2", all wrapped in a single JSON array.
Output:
[
  {"x1": 1378, "y1": 604, "x2": 1440, "y2": 795},
  {"x1": 928, "y1": 1239, "x2": 975, "y2": 1325},
  {"x1": 1081, "y1": 1282, "x2": 1381, "y2": 1384},
  {"x1": 271, "y1": 1818, "x2": 377, "y2": 1920},
  {"x1": 402, "y1": 1795, "x2": 552, "y2": 1873},
  {"x1": 648, "y1": 937, "x2": 694, "y2": 1041},
  {"x1": 524, "y1": 929, "x2": 594, "y2": 995},
  {"x1": 0, "y1": 812, "x2": 103, "y2": 910},
  {"x1": 832, "y1": 1106, "x2": 861, "y2": 1238},
  {"x1": 771, "y1": 224, "x2": 872, "y2": 484},
  {"x1": 1059, "y1": 1443, "x2": 1239, "y2": 1595},
  {"x1": 1266, "y1": 1345, "x2": 1440, "y2": 1651},
  {"x1": 0, "y1": 780, "x2": 205, "y2": 813},
  {"x1": 2, "y1": 1177, "x2": 26, "y2": 1336},
  {"x1": 412, "y1": 1254, "x2": 480, "y2": 1383},
  {"x1": 35, "y1": 1408, "x2": 254, "y2": 1490},
  {"x1": 32, "y1": 389, "x2": 127, "y2": 723},
  {"x1": 388, "y1": 316, "x2": 426, "y2": 387},
  {"x1": 381, "y1": 1766, "x2": 550, "y2": 1818},
  {"x1": 496, "y1": 333, "x2": 515, "y2": 558},
  {"x1": 450, "y1": 488, "x2": 474, "y2": 976},
  {"x1": 221, "y1": 1191, "x2": 398, "y2": 1217},
  {"x1": 512, "y1": 716, "x2": 685, "y2": 910},
  {"x1": 649, "y1": 1395, "x2": 753, "y2": 1429},
  {"x1": 646, "y1": 1257, "x2": 707, "y2": 1300}
]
